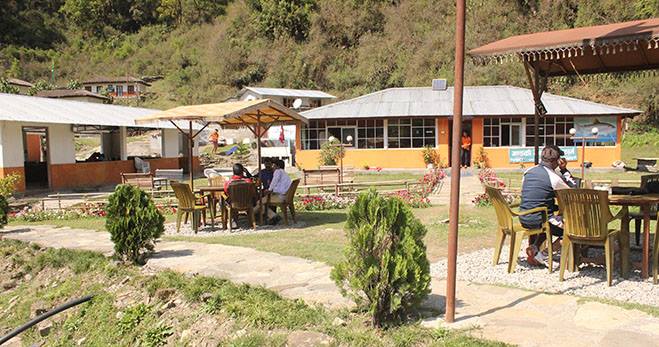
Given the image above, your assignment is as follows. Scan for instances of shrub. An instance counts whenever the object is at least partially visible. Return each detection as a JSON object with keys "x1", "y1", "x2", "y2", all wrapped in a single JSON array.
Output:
[
  {"x1": 0, "y1": 195, "x2": 8, "y2": 228},
  {"x1": 319, "y1": 138, "x2": 344, "y2": 165},
  {"x1": 105, "y1": 185, "x2": 165, "y2": 263},
  {"x1": 421, "y1": 146, "x2": 440, "y2": 166},
  {"x1": 331, "y1": 189, "x2": 431, "y2": 327},
  {"x1": 0, "y1": 174, "x2": 21, "y2": 198}
]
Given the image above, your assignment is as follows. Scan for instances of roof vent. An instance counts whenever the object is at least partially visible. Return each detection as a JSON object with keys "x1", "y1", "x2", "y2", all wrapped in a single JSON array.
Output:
[{"x1": 432, "y1": 79, "x2": 448, "y2": 91}]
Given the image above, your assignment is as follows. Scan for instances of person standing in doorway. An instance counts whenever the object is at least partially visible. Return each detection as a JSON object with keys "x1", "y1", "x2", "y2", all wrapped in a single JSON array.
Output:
[
  {"x1": 209, "y1": 129, "x2": 220, "y2": 154},
  {"x1": 460, "y1": 131, "x2": 472, "y2": 168}
]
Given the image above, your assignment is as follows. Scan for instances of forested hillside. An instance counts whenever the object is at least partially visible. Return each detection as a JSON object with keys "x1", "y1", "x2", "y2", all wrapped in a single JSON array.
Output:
[{"x1": 1, "y1": 0, "x2": 657, "y2": 125}]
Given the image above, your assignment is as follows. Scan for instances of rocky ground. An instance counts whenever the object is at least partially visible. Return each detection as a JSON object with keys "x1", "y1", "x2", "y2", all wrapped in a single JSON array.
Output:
[{"x1": 431, "y1": 242, "x2": 659, "y2": 307}]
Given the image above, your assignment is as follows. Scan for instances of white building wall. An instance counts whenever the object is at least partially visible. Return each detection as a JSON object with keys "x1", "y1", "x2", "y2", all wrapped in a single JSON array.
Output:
[
  {"x1": 47, "y1": 123, "x2": 76, "y2": 164},
  {"x1": 161, "y1": 129, "x2": 180, "y2": 158},
  {"x1": 0, "y1": 121, "x2": 76, "y2": 167},
  {"x1": 0, "y1": 121, "x2": 24, "y2": 168}
]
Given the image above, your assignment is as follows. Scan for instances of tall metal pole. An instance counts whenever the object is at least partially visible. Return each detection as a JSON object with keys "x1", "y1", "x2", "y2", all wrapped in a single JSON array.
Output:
[{"x1": 446, "y1": 0, "x2": 465, "y2": 324}]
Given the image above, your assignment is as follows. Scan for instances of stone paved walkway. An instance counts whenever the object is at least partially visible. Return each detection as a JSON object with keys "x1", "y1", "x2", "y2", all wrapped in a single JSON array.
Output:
[
  {"x1": 5, "y1": 225, "x2": 659, "y2": 346},
  {"x1": 423, "y1": 279, "x2": 659, "y2": 347},
  {"x1": 0, "y1": 225, "x2": 351, "y2": 309}
]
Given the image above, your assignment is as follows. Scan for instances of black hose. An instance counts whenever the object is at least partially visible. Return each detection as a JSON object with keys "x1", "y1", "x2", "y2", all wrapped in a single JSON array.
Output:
[{"x1": 0, "y1": 294, "x2": 94, "y2": 345}]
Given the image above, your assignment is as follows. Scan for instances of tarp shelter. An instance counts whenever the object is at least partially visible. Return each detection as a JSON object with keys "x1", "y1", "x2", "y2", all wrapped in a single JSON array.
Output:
[
  {"x1": 468, "y1": 18, "x2": 659, "y2": 163},
  {"x1": 136, "y1": 99, "x2": 308, "y2": 189}
]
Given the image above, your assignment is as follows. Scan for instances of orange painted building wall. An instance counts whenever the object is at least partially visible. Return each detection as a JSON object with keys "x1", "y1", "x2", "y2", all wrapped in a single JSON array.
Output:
[
  {"x1": 295, "y1": 116, "x2": 624, "y2": 170},
  {"x1": 3, "y1": 157, "x2": 198, "y2": 192}
]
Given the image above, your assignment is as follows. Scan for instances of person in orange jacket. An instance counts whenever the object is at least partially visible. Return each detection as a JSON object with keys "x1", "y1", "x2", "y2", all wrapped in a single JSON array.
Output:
[{"x1": 460, "y1": 131, "x2": 472, "y2": 168}]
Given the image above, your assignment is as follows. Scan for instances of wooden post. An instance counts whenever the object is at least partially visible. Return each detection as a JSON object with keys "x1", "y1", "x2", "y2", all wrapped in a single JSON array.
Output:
[
  {"x1": 446, "y1": 0, "x2": 466, "y2": 324},
  {"x1": 188, "y1": 121, "x2": 194, "y2": 189}
]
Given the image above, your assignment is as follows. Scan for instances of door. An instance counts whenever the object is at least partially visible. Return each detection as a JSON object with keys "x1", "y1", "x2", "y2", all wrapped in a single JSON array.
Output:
[
  {"x1": 22, "y1": 127, "x2": 50, "y2": 190},
  {"x1": 448, "y1": 120, "x2": 472, "y2": 167}
]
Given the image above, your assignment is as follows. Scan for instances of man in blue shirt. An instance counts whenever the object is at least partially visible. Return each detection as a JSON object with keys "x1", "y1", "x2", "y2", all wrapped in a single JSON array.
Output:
[
  {"x1": 257, "y1": 158, "x2": 274, "y2": 190},
  {"x1": 520, "y1": 145, "x2": 578, "y2": 266}
]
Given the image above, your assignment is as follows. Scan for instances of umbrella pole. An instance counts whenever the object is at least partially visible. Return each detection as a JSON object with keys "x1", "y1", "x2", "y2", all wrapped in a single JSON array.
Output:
[
  {"x1": 189, "y1": 121, "x2": 194, "y2": 189},
  {"x1": 257, "y1": 112, "x2": 262, "y2": 171}
]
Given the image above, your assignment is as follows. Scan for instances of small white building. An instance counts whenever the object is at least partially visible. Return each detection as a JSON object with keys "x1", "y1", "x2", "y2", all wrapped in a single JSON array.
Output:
[
  {"x1": 236, "y1": 87, "x2": 336, "y2": 110},
  {"x1": 0, "y1": 93, "x2": 200, "y2": 192},
  {"x1": 81, "y1": 76, "x2": 150, "y2": 99}
]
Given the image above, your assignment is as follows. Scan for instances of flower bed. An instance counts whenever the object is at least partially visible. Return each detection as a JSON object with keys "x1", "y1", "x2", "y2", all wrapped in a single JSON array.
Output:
[
  {"x1": 473, "y1": 168, "x2": 516, "y2": 207},
  {"x1": 9, "y1": 202, "x2": 176, "y2": 222}
]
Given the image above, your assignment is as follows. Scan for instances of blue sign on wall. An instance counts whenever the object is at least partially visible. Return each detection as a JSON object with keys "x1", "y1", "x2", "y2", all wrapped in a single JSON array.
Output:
[
  {"x1": 509, "y1": 147, "x2": 578, "y2": 163},
  {"x1": 574, "y1": 116, "x2": 617, "y2": 143}
]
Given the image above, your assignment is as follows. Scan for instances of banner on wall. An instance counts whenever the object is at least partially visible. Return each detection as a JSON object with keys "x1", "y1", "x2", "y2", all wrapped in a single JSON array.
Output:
[
  {"x1": 509, "y1": 146, "x2": 578, "y2": 163},
  {"x1": 574, "y1": 116, "x2": 617, "y2": 143}
]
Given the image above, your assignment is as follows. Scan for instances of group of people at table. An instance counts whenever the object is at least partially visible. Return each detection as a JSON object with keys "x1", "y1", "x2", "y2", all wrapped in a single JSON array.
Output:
[
  {"x1": 220, "y1": 158, "x2": 292, "y2": 228},
  {"x1": 518, "y1": 145, "x2": 658, "y2": 272}
]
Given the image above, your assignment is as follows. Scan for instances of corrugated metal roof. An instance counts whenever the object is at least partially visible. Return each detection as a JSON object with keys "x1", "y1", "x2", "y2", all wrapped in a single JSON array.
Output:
[
  {"x1": 36, "y1": 89, "x2": 110, "y2": 100},
  {"x1": 0, "y1": 93, "x2": 178, "y2": 129},
  {"x1": 8, "y1": 78, "x2": 34, "y2": 88},
  {"x1": 241, "y1": 87, "x2": 337, "y2": 99},
  {"x1": 81, "y1": 76, "x2": 151, "y2": 86},
  {"x1": 300, "y1": 86, "x2": 640, "y2": 119}
]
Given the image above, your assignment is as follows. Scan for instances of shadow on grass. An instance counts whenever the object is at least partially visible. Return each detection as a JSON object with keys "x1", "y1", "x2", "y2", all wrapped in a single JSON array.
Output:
[{"x1": 288, "y1": 211, "x2": 347, "y2": 229}]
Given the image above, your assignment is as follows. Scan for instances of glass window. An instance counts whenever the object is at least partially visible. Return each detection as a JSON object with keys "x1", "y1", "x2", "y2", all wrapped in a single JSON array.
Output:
[
  {"x1": 357, "y1": 119, "x2": 384, "y2": 148},
  {"x1": 386, "y1": 117, "x2": 436, "y2": 148}
]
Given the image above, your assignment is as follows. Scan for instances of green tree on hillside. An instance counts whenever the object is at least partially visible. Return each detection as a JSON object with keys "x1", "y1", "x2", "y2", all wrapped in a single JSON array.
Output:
[{"x1": 247, "y1": 0, "x2": 316, "y2": 41}]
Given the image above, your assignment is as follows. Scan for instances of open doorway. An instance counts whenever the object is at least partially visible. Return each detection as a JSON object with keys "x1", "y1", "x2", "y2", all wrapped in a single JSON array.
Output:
[
  {"x1": 448, "y1": 119, "x2": 473, "y2": 167},
  {"x1": 22, "y1": 127, "x2": 50, "y2": 190}
]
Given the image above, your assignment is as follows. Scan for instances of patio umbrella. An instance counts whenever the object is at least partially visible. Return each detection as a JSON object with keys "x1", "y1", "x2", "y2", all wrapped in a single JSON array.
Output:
[
  {"x1": 468, "y1": 18, "x2": 659, "y2": 164},
  {"x1": 135, "y1": 99, "x2": 308, "y2": 190}
]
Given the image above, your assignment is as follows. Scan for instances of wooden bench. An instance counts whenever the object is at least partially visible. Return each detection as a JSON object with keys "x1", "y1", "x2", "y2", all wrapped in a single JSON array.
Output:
[
  {"x1": 318, "y1": 165, "x2": 355, "y2": 183},
  {"x1": 154, "y1": 168, "x2": 184, "y2": 189},
  {"x1": 121, "y1": 173, "x2": 154, "y2": 190}
]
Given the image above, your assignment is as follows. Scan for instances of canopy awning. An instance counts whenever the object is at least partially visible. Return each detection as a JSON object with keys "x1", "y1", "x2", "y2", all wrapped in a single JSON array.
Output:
[
  {"x1": 468, "y1": 18, "x2": 659, "y2": 76},
  {"x1": 135, "y1": 98, "x2": 308, "y2": 126}
]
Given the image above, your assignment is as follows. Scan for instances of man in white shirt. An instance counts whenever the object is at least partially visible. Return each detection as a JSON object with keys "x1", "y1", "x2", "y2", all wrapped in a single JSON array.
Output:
[{"x1": 260, "y1": 159, "x2": 291, "y2": 224}]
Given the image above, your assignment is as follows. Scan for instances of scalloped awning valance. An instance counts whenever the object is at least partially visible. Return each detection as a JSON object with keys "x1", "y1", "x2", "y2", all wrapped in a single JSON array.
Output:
[{"x1": 468, "y1": 18, "x2": 659, "y2": 77}]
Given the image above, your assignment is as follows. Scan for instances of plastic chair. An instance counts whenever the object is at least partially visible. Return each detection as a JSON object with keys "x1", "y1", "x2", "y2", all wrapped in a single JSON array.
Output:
[
  {"x1": 225, "y1": 182, "x2": 257, "y2": 231},
  {"x1": 485, "y1": 186, "x2": 553, "y2": 273},
  {"x1": 264, "y1": 179, "x2": 301, "y2": 225},
  {"x1": 556, "y1": 189, "x2": 627, "y2": 286},
  {"x1": 170, "y1": 181, "x2": 207, "y2": 234},
  {"x1": 630, "y1": 174, "x2": 659, "y2": 245}
]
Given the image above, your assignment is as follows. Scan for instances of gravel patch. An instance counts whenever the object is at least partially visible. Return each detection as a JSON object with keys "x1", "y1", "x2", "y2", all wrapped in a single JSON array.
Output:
[
  {"x1": 163, "y1": 220, "x2": 307, "y2": 237},
  {"x1": 431, "y1": 241, "x2": 659, "y2": 307}
]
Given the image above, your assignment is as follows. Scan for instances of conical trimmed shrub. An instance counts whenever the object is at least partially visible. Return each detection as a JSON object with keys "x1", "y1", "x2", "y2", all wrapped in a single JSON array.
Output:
[
  {"x1": 106, "y1": 185, "x2": 165, "y2": 263},
  {"x1": 331, "y1": 189, "x2": 430, "y2": 327}
]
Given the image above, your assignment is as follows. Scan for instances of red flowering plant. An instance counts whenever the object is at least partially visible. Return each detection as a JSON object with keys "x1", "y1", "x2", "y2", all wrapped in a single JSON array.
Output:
[
  {"x1": 294, "y1": 195, "x2": 356, "y2": 211},
  {"x1": 473, "y1": 168, "x2": 515, "y2": 206}
]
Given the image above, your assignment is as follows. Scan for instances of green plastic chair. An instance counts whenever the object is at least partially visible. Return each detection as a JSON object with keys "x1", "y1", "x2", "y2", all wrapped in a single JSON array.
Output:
[
  {"x1": 556, "y1": 189, "x2": 627, "y2": 286},
  {"x1": 171, "y1": 181, "x2": 207, "y2": 234},
  {"x1": 485, "y1": 185, "x2": 553, "y2": 273}
]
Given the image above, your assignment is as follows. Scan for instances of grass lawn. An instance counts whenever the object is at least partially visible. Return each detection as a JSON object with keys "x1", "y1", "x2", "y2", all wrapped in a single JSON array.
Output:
[
  {"x1": 166, "y1": 205, "x2": 496, "y2": 265},
  {"x1": 9, "y1": 205, "x2": 496, "y2": 266},
  {"x1": 0, "y1": 239, "x2": 507, "y2": 346}
]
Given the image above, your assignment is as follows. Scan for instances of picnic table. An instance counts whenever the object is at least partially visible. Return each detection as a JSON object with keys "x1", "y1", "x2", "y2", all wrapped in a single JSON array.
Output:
[
  {"x1": 197, "y1": 181, "x2": 269, "y2": 231},
  {"x1": 609, "y1": 193, "x2": 659, "y2": 279}
]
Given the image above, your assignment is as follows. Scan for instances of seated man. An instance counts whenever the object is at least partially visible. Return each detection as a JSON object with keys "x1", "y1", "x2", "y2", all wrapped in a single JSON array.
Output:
[
  {"x1": 256, "y1": 158, "x2": 274, "y2": 190},
  {"x1": 224, "y1": 163, "x2": 253, "y2": 194},
  {"x1": 519, "y1": 145, "x2": 578, "y2": 266},
  {"x1": 260, "y1": 159, "x2": 292, "y2": 224}
]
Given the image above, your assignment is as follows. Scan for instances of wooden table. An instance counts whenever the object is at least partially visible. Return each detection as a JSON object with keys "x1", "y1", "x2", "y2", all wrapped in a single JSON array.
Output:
[
  {"x1": 198, "y1": 186, "x2": 226, "y2": 230},
  {"x1": 609, "y1": 193, "x2": 659, "y2": 279}
]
